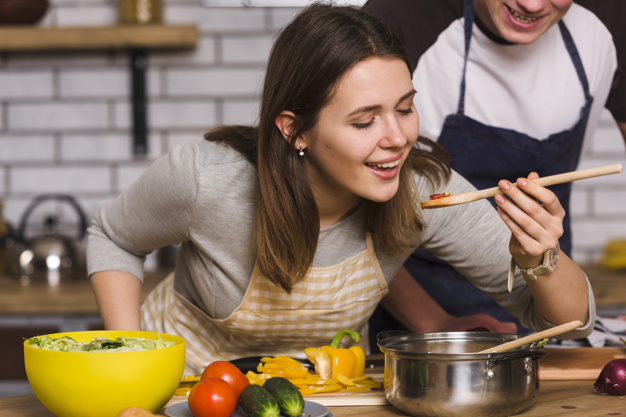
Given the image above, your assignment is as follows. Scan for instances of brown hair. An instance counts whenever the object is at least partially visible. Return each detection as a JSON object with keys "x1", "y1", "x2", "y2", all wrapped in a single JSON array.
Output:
[{"x1": 205, "y1": 4, "x2": 450, "y2": 292}]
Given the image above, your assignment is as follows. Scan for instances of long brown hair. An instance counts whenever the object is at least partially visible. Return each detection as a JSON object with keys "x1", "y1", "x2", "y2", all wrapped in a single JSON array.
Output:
[{"x1": 205, "y1": 4, "x2": 450, "y2": 292}]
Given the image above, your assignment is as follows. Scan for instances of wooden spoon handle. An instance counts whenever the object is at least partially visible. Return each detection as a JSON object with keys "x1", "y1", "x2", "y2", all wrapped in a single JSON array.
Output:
[
  {"x1": 421, "y1": 163, "x2": 623, "y2": 209},
  {"x1": 478, "y1": 320, "x2": 583, "y2": 353}
]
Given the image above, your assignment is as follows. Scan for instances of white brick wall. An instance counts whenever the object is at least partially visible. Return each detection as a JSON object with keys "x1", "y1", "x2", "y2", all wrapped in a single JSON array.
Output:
[
  {"x1": 0, "y1": 0, "x2": 624, "y2": 268},
  {"x1": 571, "y1": 113, "x2": 626, "y2": 263}
]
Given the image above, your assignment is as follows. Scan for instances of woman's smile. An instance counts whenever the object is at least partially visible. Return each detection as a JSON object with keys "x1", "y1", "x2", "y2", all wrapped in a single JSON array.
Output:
[{"x1": 365, "y1": 155, "x2": 403, "y2": 179}]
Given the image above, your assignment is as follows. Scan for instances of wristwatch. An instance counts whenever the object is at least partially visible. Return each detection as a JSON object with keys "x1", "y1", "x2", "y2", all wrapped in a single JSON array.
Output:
[{"x1": 517, "y1": 242, "x2": 560, "y2": 281}]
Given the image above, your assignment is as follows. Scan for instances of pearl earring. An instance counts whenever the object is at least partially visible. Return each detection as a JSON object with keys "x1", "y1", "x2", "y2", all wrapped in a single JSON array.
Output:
[{"x1": 298, "y1": 143, "x2": 304, "y2": 156}]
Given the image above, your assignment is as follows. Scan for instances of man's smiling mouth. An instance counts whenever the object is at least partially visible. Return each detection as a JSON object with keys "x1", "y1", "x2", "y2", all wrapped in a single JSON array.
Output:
[{"x1": 505, "y1": 4, "x2": 541, "y2": 23}]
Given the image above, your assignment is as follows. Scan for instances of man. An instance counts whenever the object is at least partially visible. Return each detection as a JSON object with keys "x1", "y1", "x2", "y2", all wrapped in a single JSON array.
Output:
[{"x1": 364, "y1": 0, "x2": 626, "y2": 343}]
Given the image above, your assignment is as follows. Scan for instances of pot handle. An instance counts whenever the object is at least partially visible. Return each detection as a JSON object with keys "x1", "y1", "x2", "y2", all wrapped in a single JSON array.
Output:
[
  {"x1": 17, "y1": 194, "x2": 88, "y2": 241},
  {"x1": 488, "y1": 349, "x2": 546, "y2": 367}
]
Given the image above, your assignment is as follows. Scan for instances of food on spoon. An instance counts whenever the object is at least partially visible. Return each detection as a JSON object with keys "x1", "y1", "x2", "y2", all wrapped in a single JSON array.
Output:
[
  {"x1": 239, "y1": 384, "x2": 281, "y2": 417},
  {"x1": 429, "y1": 191, "x2": 451, "y2": 200},
  {"x1": 188, "y1": 377, "x2": 237, "y2": 417},
  {"x1": 304, "y1": 329, "x2": 366, "y2": 380},
  {"x1": 594, "y1": 358, "x2": 626, "y2": 395},
  {"x1": 24, "y1": 334, "x2": 174, "y2": 352},
  {"x1": 263, "y1": 377, "x2": 305, "y2": 417},
  {"x1": 201, "y1": 360, "x2": 249, "y2": 400}
]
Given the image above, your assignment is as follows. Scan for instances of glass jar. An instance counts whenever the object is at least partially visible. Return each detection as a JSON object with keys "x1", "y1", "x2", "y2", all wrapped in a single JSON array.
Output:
[{"x1": 118, "y1": 0, "x2": 163, "y2": 25}]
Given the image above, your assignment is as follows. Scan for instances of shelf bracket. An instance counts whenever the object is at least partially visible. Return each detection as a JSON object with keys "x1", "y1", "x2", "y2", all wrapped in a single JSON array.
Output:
[{"x1": 130, "y1": 48, "x2": 148, "y2": 156}]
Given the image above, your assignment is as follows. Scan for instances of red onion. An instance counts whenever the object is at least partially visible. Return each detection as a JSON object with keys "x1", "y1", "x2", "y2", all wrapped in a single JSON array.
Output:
[{"x1": 594, "y1": 359, "x2": 626, "y2": 395}]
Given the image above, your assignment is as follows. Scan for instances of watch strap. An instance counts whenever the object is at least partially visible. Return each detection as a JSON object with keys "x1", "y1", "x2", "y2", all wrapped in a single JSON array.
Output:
[
  {"x1": 509, "y1": 243, "x2": 560, "y2": 289},
  {"x1": 516, "y1": 243, "x2": 560, "y2": 281},
  {"x1": 508, "y1": 256, "x2": 516, "y2": 293}
]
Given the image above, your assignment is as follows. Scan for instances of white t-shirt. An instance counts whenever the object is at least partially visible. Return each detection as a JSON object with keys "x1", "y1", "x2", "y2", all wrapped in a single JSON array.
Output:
[
  {"x1": 364, "y1": 0, "x2": 622, "y2": 154},
  {"x1": 414, "y1": 4, "x2": 617, "y2": 152}
]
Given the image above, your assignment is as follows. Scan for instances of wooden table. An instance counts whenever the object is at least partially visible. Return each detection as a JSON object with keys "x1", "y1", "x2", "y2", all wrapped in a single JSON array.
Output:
[{"x1": 0, "y1": 380, "x2": 623, "y2": 417}]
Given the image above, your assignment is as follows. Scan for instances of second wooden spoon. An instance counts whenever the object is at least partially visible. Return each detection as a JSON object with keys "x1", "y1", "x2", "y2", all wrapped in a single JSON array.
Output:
[{"x1": 478, "y1": 320, "x2": 583, "y2": 353}]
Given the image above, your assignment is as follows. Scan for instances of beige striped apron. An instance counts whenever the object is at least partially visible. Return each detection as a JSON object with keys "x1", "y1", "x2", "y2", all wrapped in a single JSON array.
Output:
[{"x1": 141, "y1": 233, "x2": 388, "y2": 375}]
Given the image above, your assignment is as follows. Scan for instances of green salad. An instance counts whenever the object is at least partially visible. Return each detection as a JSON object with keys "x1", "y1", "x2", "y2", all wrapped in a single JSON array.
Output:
[{"x1": 25, "y1": 335, "x2": 175, "y2": 352}]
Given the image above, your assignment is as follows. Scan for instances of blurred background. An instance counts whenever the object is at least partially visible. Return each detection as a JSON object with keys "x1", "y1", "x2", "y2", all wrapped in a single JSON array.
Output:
[{"x1": 0, "y1": 0, "x2": 624, "y2": 398}]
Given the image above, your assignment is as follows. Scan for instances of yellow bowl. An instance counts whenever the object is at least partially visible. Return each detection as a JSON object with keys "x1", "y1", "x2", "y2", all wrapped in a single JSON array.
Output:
[{"x1": 24, "y1": 330, "x2": 186, "y2": 417}]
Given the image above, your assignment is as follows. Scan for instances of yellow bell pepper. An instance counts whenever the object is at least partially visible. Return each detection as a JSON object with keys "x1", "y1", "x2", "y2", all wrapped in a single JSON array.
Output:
[{"x1": 304, "y1": 329, "x2": 366, "y2": 380}]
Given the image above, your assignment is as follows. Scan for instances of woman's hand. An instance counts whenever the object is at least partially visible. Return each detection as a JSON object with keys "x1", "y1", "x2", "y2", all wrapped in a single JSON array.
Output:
[
  {"x1": 494, "y1": 172, "x2": 564, "y2": 268},
  {"x1": 494, "y1": 172, "x2": 590, "y2": 327}
]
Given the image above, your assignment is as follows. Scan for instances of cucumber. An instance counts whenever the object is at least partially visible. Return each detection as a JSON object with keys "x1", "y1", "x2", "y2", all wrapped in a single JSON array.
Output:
[
  {"x1": 263, "y1": 377, "x2": 305, "y2": 417},
  {"x1": 239, "y1": 384, "x2": 281, "y2": 417}
]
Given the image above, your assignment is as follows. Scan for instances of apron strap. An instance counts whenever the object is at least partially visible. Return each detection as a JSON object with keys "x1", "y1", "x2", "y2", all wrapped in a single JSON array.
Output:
[
  {"x1": 558, "y1": 20, "x2": 591, "y2": 101},
  {"x1": 458, "y1": 0, "x2": 475, "y2": 115}
]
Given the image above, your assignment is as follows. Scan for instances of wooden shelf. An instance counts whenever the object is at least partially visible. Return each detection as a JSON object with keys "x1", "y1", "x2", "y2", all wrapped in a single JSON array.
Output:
[
  {"x1": 0, "y1": 24, "x2": 199, "y2": 155},
  {"x1": 0, "y1": 24, "x2": 198, "y2": 52}
]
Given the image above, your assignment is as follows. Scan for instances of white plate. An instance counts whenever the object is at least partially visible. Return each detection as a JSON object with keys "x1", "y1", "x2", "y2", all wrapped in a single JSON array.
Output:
[{"x1": 165, "y1": 400, "x2": 331, "y2": 417}]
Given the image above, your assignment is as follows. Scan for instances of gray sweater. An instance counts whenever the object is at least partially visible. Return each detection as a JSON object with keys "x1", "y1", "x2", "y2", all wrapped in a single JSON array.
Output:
[{"x1": 87, "y1": 140, "x2": 595, "y2": 337}]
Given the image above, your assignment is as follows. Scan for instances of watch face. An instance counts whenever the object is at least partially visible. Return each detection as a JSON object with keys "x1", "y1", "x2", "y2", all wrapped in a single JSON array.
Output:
[{"x1": 549, "y1": 245, "x2": 560, "y2": 267}]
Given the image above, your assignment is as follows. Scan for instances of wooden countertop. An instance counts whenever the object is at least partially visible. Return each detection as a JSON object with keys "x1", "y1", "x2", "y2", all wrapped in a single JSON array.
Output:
[
  {"x1": 0, "y1": 270, "x2": 170, "y2": 315},
  {"x1": 1, "y1": 265, "x2": 623, "y2": 316},
  {"x1": 0, "y1": 380, "x2": 623, "y2": 417},
  {"x1": 581, "y1": 265, "x2": 626, "y2": 310}
]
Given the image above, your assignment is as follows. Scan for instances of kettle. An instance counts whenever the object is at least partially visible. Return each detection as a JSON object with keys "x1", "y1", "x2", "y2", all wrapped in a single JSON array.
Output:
[{"x1": 14, "y1": 194, "x2": 88, "y2": 286}]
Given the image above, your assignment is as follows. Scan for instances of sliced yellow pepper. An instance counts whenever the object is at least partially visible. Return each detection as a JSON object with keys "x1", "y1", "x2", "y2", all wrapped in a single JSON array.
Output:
[
  {"x1": 243, "y1": 329, "x2": 378, "y2": 396},
  {"x1": 304, "y1": 329, "x2": 366, "y2": 380},
  {"x1": 261, "y1": 355, "x2": 303, "y2": 366},
  {"x1": 335, "y1": 372, "x2": 355, "y2": 387},
  {"x1": 174, "y1": 375, "x2": 200, "y2": 397},
  {"x1": 283, "y1": 366, "x2": 310, "y2": 379},
  {"x1": 297, "y1": 383, "x2": 344, "y2": 395},
  {"x1": 246, "y1": 370, "x2": 267, "y2": 386}
]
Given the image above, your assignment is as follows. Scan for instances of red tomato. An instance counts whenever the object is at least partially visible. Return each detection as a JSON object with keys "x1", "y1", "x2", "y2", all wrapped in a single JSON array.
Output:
[
  {"x1": 201, "y1": 361, "x2": 249, "y2": 400},
  {"x1": 188, "y1": 377, "x2": 237, "y2": 417}
]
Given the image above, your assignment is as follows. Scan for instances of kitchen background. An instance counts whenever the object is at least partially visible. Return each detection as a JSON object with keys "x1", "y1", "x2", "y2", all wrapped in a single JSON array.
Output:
[
  {"x1": 1, "y1": 0, "x2": 625, "y2": 265},
  {"x1": 0, "y1": 0, "x2": 625, "y2": 396}
]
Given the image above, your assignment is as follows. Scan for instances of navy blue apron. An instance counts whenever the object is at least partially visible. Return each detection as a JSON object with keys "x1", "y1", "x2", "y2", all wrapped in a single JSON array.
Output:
[{"x1": 369, "y1": 0, "x2": 592, "y2": 346}]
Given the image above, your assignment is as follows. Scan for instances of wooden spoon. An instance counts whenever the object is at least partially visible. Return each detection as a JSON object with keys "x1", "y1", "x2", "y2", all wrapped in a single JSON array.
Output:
[
  {"x1": 477, "y1": 320, "x2": 583, "y2": 353},
  {"x1": 421, "y1": 164, "x2": 623, "y2": 209}
]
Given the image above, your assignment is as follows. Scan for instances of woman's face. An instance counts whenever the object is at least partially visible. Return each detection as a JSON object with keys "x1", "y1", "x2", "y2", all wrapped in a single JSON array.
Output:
[
  {"x1": 301, "y1": 57, "x2": 418, "y2": 210},
  {"x1": 475, "y1": 0, "x2": 573, "y2": 44}
]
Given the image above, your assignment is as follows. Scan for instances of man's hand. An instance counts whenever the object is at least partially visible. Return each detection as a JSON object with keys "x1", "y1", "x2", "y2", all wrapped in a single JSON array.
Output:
[{"x1": 436, "y1": 313, "x2": 518, "y2": 333}]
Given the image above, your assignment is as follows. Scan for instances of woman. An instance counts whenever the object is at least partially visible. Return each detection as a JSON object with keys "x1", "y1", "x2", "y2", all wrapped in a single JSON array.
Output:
[{"x1": 87, "y1": 3, "x2": 594, "y2": 374}]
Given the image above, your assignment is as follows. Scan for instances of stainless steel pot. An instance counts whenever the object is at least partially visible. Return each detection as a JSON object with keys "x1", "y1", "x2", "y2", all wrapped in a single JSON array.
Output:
[{"x1": 378, "y1": 331, "x2": 546, "y2": 417}]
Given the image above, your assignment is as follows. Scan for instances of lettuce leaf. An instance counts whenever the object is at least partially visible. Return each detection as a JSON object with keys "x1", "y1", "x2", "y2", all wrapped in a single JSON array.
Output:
[{"x1": 25, "y1": 334, "x2": 175, "y2": 352}]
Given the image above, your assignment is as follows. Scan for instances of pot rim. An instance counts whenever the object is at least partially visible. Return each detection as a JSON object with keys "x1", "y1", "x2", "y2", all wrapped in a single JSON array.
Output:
[{"x1": 377, "y1": 331, "x2": 547, "y2": 361}]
